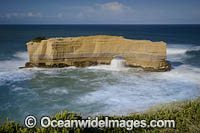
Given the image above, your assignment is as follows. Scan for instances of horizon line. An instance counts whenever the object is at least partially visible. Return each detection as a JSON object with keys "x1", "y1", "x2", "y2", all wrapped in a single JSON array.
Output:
[{"x1": 0, "y1": 24, "x2": 200, "y2": 25}]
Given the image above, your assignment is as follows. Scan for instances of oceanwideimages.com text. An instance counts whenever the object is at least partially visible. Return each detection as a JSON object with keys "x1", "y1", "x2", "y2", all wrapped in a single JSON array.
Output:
[{"x1": 25, "y1": 115, "x2": 175, "y2": 130}]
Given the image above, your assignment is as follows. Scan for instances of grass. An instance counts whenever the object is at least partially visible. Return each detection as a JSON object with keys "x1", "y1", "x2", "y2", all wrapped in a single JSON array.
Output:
[{"x1": 1, "y1": 98, "x2": 200, "y2": 133}]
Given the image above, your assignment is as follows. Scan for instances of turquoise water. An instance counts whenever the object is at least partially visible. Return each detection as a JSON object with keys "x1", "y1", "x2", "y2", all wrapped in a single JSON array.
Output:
[{"x1": 0, "y1": 25, "x2": 200, "y2": 124}]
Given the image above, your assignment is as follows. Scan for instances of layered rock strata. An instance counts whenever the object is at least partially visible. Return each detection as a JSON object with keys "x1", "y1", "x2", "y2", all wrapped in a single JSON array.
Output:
[{"x1": 24, "y1": 35, "x2": 171, "y2": 71}]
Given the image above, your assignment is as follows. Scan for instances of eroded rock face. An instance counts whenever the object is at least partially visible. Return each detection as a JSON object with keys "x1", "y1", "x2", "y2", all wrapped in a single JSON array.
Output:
[{"x1": 24, "y1": 35, "x2": 171, "y2": 71}]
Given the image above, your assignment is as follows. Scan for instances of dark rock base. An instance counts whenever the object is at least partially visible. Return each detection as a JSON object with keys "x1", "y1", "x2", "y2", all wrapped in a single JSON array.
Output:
[{"x1": 21, "y1": 61, "x2": 171, "y2": 72}]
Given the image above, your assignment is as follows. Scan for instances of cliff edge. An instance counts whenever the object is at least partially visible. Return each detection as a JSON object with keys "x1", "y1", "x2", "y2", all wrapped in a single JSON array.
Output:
[{"x1": 24, "y1": 35, "x2": 171, "y2": 71}]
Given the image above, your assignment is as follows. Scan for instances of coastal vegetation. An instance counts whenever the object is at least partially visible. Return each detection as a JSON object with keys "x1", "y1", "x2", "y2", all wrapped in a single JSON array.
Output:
[
  {"x1": 1, "y1": 98, "x2": 200, "y2": 132},
  {"x1": 32, "y1": 37, "x2": 48, "y2": 42}
]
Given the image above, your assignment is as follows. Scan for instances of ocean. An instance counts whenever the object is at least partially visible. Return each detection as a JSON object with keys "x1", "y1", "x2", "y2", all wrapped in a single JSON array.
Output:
[{"x1": 0, "y1": 24, "x2": 200, "y2": 124}]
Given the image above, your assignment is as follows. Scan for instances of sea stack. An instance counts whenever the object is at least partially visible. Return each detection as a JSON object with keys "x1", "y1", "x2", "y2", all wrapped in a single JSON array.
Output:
[{"x1": 24, "y1": 35, "x2": 171, "y2": 71}]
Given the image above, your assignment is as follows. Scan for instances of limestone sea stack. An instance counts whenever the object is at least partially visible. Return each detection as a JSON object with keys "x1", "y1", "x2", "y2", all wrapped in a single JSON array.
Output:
[{"x1": 24, "y1": 35, "x2": 171, "y2": 71}]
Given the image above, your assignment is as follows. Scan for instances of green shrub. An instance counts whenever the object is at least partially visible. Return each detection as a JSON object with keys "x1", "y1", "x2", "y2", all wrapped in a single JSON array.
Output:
[
  {"x1": 32, "y1": 37, "x2": 48, "y2": 42},
  {"x1": 1, "y1": 98, "x2": 200, "y2": 132}
]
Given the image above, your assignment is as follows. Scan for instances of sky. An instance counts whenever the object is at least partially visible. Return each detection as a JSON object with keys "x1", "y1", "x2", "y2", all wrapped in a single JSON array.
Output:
[{"x1": 0, "y1": 0, "x2": 200, "y2": 24}]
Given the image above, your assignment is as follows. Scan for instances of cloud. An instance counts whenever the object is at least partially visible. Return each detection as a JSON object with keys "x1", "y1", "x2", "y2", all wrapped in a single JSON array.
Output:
[
  {"x1": 0, "y1": 2, "x2": 134, "y2": 24},
  {"x1": 98, "y1": 2, "x2": 131, "y2": 15},
  {"x1": 27, "y1": 12, "x2": 42, "y2": 17},
  {"x1": 0, "y1": 12, "x2": 42, "y2": 19},
  {"x1": 5, "y1": 13, "x2": 23, "y2": 19},
  {"x1": 76, "y1": 1, "x2": 134, "y2": 22},
  {"x1": 56, "y1": 13, "x2": 63, "y2": 18}
]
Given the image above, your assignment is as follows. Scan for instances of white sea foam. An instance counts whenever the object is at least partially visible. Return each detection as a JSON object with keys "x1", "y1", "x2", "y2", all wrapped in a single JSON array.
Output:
[
  {"x1": 77, "y1": 63, "x2": 200, "y2": 116},
  {"x1": 167, "y1": 48, "x2": 187, "y2": 55},
  {"x1": 44, "y1": 87, "x2": 69, "y2": 95},
  {"x1": 0, "y1": 52, "x2": 34, "y2": 86},
  {"x1": 0, "y1": 52, "x2": 28, "y2": 72},
  {"x1": 13, "y1": 52, "x2": 29, "y2": 61},
  {"x1": 110, "y1": 57, "x2": 126, "y2": 70},
  {"x1": 25, "y1": 66, "x2": 77, "y2": 74},
  {"x1": 189, "y1": 46, "x2": 200, "y2": 51},
  {"x1": 11, "y1": 87, "x2": 25, "y2": 92},
  {"x1": 0, "y1": 46, "x2": 200, "y2": 117},
  {"x1": 0, "y1": 69, "x2": 35, "y2": 86},
  {"x1": 87, "y1": 57, "x2": 131, "y2": 71},
  {"x1": 166, "y1": 44, "x2": 200, "y2": 61}
]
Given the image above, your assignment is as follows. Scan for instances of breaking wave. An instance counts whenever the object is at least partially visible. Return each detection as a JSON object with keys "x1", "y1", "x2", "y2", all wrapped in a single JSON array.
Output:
[{"x1": 0, "y1": 52, "x2": 34, "y2": 86}]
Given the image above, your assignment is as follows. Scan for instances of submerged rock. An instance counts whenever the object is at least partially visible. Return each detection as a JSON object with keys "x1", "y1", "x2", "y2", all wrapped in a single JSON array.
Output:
[{"x1": 24, "y1": 35, "x2": 171, "y2": 71}]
